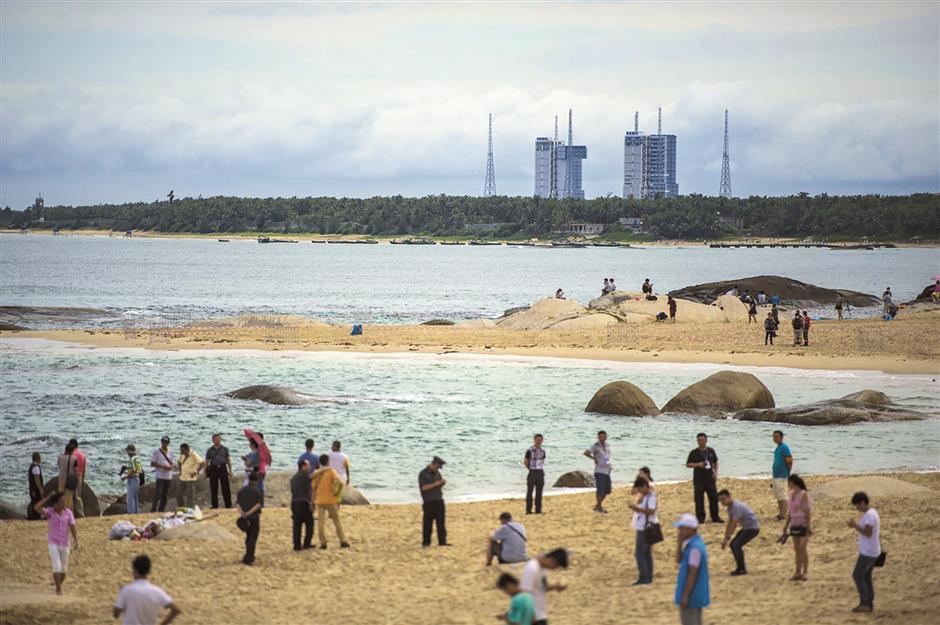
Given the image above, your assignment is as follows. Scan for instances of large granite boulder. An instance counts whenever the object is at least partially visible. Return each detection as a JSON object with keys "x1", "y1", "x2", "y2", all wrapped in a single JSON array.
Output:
[
  {"x1": 42, "y1": 478, "x2": 100, "y2": 517},
  {"x1": 226, "y1": 385, "x2": 310, "y2": 406},
  {"x1": 341, "y1": 485, "x2": 370, "y2": 505},
  {"x1": 553, "y1": 471, "x2": 596, "y2": 488},
  {"x1": 663, "y1": 371, "x2": 775, "y2": 416},
  {"x1": 668, "y1": 275, "x2": 880, "y2": 308},
  {"x1": 842, "y1": 390, "x2": 891, "y2": 406},
  {"x1": 585, "y1": 381, "x2": 660, "y2": 416},
  {"x1": 103, "y1": 501, "x2": 128, "y2": 516},
  {"x1": 0, "y1": 500, "x2": 26, "y2": 520},
  {"x1": 734, "y1": 399, "x2": 928, "y2": 426}
]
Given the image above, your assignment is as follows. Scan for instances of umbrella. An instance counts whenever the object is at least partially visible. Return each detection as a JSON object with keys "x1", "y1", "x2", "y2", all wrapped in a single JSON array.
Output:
[{"x1": 243, "y1": 429, "x2": 272, "y2": 468}]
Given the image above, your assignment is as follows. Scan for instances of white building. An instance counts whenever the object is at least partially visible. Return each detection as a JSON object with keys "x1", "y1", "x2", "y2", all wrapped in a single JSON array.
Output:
[{"x1": 623, "y1": 131, "x2": 646, "y2": 199}]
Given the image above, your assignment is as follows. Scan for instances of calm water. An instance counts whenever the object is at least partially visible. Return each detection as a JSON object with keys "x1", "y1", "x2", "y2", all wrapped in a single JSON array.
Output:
[
  {"x1": 1, "y1": 339, "x2": 937, "y2": 504},
  {"x1": 1, "y1": 234, "x2": 937, "y2": 324}
]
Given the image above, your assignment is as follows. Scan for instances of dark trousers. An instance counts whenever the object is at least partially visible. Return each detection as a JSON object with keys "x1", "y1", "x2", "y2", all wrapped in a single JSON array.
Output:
[
  {"x1": 635, "y1": 529, "x2": 654, "y2": 582},
  {"x1": 765, "y1": 331, "x2": 774, "y2": 345},
  {"x1": 422, "y1": 500, "x2": 447, "y2": 546},
  {"x1": 27, "y1": 495, "x2": 42, "y2": 520},
  {"x1": 526, "y1": 470, "x2": 544, "y2": 514},
  {"x1": 291, "y1": 501, "x2": 314, "y2": 549},
  {"x1": 243, "y1": 515, "x2": 260, "y2": 563},
  {"x1": 853, "y1": 555, "x2": 877, "y2": 607},
  {"x1": 803, "y1": 329, "x2": 809, "y2": 345},
  {"x1": 730, "y1": 528, "x2": 760, "y2": 571},
  {"x1": 152, "y1": 478, "x2": 171, "y2": 512},
  {"x1": 693, "y1": 474, "x2": 720, "y2": 522},
  {"x1": 208, "y1": 466, "x2": 232, "y2": 508}
]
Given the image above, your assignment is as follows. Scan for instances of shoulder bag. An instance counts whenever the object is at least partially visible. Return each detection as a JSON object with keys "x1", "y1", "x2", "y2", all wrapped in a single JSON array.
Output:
[
  {"x1": 64, "y1": 456, "x2": 78, "y2": 491},
  {"x1": 643, "y1": 494, "x2": 664, "y2": 545}
]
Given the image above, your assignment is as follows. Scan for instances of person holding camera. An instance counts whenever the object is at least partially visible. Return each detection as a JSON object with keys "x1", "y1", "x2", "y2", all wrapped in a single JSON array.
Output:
[{"x1": 121, "y1": 445, "x2": 144, "y2": 514}]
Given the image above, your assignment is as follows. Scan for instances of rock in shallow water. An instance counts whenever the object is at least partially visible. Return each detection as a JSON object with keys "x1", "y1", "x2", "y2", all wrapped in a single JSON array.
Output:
[
  {"x1": 733, "y1": 398, "x2": 928, "y2": 426},
  {"x1": 585, "y1": 381, "x2": 660, "y2": 416},
  {"x1": 226, "y1": 385, "x2": 310, "y2": 406},
  {"x1": 662, "y1": 371, "x2": 775, "y2": 417}
]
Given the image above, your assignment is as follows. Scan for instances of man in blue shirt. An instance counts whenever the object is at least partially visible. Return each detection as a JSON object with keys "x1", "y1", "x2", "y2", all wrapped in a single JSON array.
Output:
[
  {"x1": 298, "y1": 439, "x2": 319, "y2": 472},
  {"x1": 772, "y1": 430, "x2": 793, "y2": 520},
  {"x1": 674, "y1": 513, "x2": 710, "y2": 625}
]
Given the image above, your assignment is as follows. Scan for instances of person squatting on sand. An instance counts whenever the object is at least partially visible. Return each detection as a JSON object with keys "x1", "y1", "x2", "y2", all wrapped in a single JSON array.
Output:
[
  {"x1": 584, "y1": 431, "x2": 612, "y2": 513},
  {"x1": 236, "y1": 470, "x2": 263, "y2": 565},
  {"x1": 496, "y1": 573, "x2": 535, "y2": 625},
  {"x1": 205, "y1": 433, "x2": 233, "y2": 509},
  {"x1": 113, "y1": 555, "x2": 181, "y2": 625},
  {"x1": 524, "y1": 434, "x2": 546, "y2": 515},
  {"x1": 772, "y1": 430, "x2": 794, "y2": 520},
  {"x1": 521, "y1": 548, "x2": 569, "y2": 625},
  {"x1": 686, "y1": 433, "x2": 722, "y2": 524},
  {"x1": 312, "y1": 453, "x2": 350, "y2": 549},
  {"x1": 487, "y1": 512, "x2": 528, "y2": 566},
  {"x1": 780, "y1": 474, "x2": 812, "y2": 581},
  {"x1": 718, "y1": 489, "x2": 760, "y2": 576},
  {"x1": 848, "y1": 491, "x2": 882, "y2": 614},
  {"x1": 419, "y1": 456, "x2": 449, "y2": 546},
  {"x1": 628, "y1": 476, "x2": 659, "y2": 585},
  {"x1": 674, "y1": 514, "x2": 710, "y2": 625},
  {"x1": 34, "y1": 490, "x2": 78, "y2": 594}
]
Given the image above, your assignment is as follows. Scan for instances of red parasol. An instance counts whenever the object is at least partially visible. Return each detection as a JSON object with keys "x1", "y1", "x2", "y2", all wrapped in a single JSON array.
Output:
[{"x1": 244, "y1": 428, "x2": 272, "y2": 467}]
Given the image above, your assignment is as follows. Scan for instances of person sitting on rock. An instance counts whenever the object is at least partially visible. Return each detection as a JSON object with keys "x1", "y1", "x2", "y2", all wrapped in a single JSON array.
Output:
[{"x1": 555, "y1": 289, "x2": 565, "y2": 300}]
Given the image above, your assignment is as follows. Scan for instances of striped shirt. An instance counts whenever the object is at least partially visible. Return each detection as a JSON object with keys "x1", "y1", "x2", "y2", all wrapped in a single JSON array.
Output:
[{"x1": 525, "y1": 446, "x2": 546, "y2": 471}]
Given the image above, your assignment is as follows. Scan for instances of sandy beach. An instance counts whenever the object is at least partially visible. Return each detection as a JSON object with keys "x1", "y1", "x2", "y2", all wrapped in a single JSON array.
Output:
[{"x1": 1, "y1": 473, "x2": 937, "y2": 625}]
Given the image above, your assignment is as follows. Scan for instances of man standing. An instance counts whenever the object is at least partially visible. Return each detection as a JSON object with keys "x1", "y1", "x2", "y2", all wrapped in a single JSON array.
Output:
[
  {"x1": 329, "y1": 440, "x2": 350, "y2": 486},
  {"x1": 298, "y1": 438, "x2": 319, "y2": 472},
  {"x1": 56, "y1": 442, "x2": 78, "y2": 510},
  {"x1": 113, "y1": 555, "x2": 181, "y2": 625},
  {"x1": 674, "y1": 514, "x2": 710, "y2": 625},
  {"x1": 801, "y1": 311, "x2": 811, "y2": 346},
  {"x1": 686, "y1": 433, "x2": 721, "y2": 523},
  {"x1": 718, "y1": 489, "x2": 760, "y2": 576},
  {"x1": 487, "y1": 512, "x2": 528, "y2": 566},
  {"x1": 204, "y1": 434, "x2": 232, "y2": 509},
  {"x1": 121, "y1": 445, "x2": 143, "y2": 515},
  {"x1": 583, "y1": 431, "x2": 612, "y2": 514},
  {"x1": 290, "y1": 460, "x2": 314, "y2": 550},
  {"x1": 150, "y1": 436, "x2": 175, "y2": 513},
  {"x1": 236, "y1": 471, "x2": 263, "y2": 565},
  {"x1": 882, "y1": 287, "x2": 892, "y2": 315},
  {"x1": 772, "y1": 430, "x2": 793, "y2": 520},
  {"x1": 175, "y1": 443, "x2": 204, "y2": 509},
  {"x1": 68, "y1": 438, "x2": 86, "y2": 517},
  {"x1": 764, "y1": 312, "x2": 776, "y2": 345},
  {"x1": 668, "y1": 295, "x2": 678, "y2": 323},
  {"x1": 520, "y1": 548, "x2": 568, "y2": 625},
  {"x1": 848, "y1": 492, "x2": 881, "y2": 614},
  {"x1": 311, "y1": 454, "x2": 350, "y2": 549},
  {"x1": 791, "y1": 311, "x2": 804, "y2": 346},
  {"x1": 419, "y1": 456, "x2": 448, "y2": 547},
  {"x1": 27, "y1": 452, "x2": 43, "y2": 520},
  {"x1": 524, "y1": 434, "x2": 546, "y2": 515}
]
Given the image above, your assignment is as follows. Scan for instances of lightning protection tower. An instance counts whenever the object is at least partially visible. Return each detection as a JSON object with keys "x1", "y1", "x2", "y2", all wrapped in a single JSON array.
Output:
[
  {"x1": 484, "y1": 113, "x2": 496, "y2": 197},
  {"x1": 719, "y1": 109, "x2": 732, "y2": 198}
]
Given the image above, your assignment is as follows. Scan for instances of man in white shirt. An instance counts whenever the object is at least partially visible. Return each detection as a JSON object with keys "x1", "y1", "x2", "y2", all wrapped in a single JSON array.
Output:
[
  {"x1": 520, "y1": 548, "x2": 568, "y2": 625},
  {"x1": 583, "y1": 431, "x2": 612, "y2": 513},
  {"x1": 328, "y1": 440, "x2": 350, "y2": 485},
  {"x1": 848, "y1": 491, "x2": 881, "y2": 614},
  {"x1": 113, "y1": 555, "x2": 180, "y2": 625},
  {"x1": 149, "y1": 436, "x2": 175, "y2": 512}
]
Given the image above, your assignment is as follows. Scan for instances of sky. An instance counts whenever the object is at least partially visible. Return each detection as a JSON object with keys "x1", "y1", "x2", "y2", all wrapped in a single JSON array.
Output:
[{"x1": 1, "y1": 1, "x2": 938, "y2": 208}]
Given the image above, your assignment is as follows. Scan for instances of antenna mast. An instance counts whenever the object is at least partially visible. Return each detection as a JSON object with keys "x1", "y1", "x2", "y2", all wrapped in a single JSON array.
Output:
[
  {"x1": 657, "y1": 107, "x2": 662, "y2": 135},
  {"x1": 634, "y1": 111, "x2": 639, "y2": 133},
  {"x1": 484, "y1": 113, "x2": 496, "y2": 197},
  {"x1": 719, "y1": 109, "x2": 732, "y2": 199}
]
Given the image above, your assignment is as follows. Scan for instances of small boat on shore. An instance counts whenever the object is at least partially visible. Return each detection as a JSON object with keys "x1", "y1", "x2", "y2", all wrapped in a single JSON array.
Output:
[
  {"x1": 390, "y1": 238, "x2": 436, "y2": 245},
  {"x1": 439, "y1": 241, "x2": 465, "y2": 246},
  {"x1": 468, "y1": 240, "x2": 502, "y2": 246},
  {"x1": 257, "y1": 237, "x2": 297, "y2": 244},
  {"x1": 217, "y1": 239, "x2": 230, "y2": 243},
  {"x1": 552, "y1": 241, "x2": 588, "y2": 248}
]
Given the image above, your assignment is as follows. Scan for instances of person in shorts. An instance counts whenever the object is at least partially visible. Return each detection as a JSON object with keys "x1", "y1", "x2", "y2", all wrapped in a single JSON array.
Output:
[
  {"x1": 33, "y1": 491, "x2": 78, "y2": 594},
  {"x1": 583, "y1": 431, "x2": 612, "y2": 513},
  {"x1": 113, "y1": 555, "x2": 181, "y2": 625},
  {"x1": 780, "y1": 474, "x2": 812, "y2": 581},
  {"x1": 771, "y1": 431, "x2": 793, "y2": 520}
]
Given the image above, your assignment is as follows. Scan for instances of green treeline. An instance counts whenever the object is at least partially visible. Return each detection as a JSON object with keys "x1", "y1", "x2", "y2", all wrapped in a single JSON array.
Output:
[{"x1": 2, "y1": 193, "x2": 938, "y2": 240}]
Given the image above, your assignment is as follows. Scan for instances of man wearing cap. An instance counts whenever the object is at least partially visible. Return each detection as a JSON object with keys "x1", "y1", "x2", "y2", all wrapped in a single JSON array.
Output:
[
  {"x1": 121, "y1": 445, "x2": 144, "y2": 514},
  {"x1": 150, "y1": 436, "x2": 175, "y2": 512},
  {"x1": 419, "y1": 456, "x2": 449, "y2": 547},
  {"x1": 487, "y1": 512, "x2": 528, "y2": 566},
  {"x1": 205, "y1": 434, "x2": 233, "y2": 509},
  {"x1": 674, "y1": 514, "x2": 710, "y2": 625}
]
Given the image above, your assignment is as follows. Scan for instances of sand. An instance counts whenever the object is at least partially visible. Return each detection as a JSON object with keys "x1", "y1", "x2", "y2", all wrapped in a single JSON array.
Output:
[{"x1": 1, "y1": 473, "x2": 937, "y2": 625}]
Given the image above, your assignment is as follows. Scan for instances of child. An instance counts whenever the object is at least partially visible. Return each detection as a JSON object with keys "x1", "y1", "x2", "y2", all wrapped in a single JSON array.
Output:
[{"x1": 496, "y1": 574, "x2": 535, "y2": 625}]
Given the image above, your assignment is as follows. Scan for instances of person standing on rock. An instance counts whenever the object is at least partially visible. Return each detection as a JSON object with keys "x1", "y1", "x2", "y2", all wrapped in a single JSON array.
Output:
[
  {"x1": 56, "y1": 442, "x2": 79, "y2": 510},
  {"x1": 329, "y1": 440, "x2": 350, "y2": 486},
  {"x1": 801, "y1": 311, "x2": 811, "y2": 346},
  {"x1": 524, "y1": 434, "x2": 546, "y2": 515},
  {"x1": 298, "y1": 438, "x2": 319, "y2": 473},
  {"x1": 312, "y1": 454, "x2": 350, "y2": 549},
  {"x1": 686, "y1": 433, "x2": 722, "y2": 524},
  {"x1": 718, "y1": 489, "x2": 760, "y2": 575},
  {"x1": 150, "y1": 436, "x2": 175, "y2": 513},
  {"x1": 236, "y1": 471, "x2": 263, "y2": 565},
  {"x1": 68, "y1": 438, "x2": 87, "y2": 518},
  {"x1": 584, "y1": 431, "x2": 612, "y2": 514},
  {"x1": 764, "y1": 312, "x2": 777, "y2": 345},
  {"x1": 27, "y1": 452, "x2": 44, "y2": 520},
  {"x1": 772, "y1": 431, "x2": 793, "y2": 520},
  {"x1": 33, "y1": 491, "x2": 78, "y2": 595},
  {"x1": 848, "y1": 491, "x2": 881, "y2": 613},
  {"x1": 419, "y1": 456, "x2": 449, "y2": 547},
  {"x1": 791, "y1": 311, "x2": 804, "y2": 347},
  {"x1": 290, "y1": 459, "x2": 314, "y2": 550},
  {"x1": 668, "y1": 296, "x2": 678, "y2": 323},
  {"x1": 175, "y1": 443, "x2": 204, "y2": 509},
  {"x1": 113, "y1": 555, "x2": 181, "y2": 625},
  {"x1": 243, "y1": 429, "x2": 271, "y2": 506},
  {"x1": 205, "y1": 434, "x2": 233, "y2": 509},
  {"x1": 122, "y1": 445, "x2": 143, "y2": 514}
]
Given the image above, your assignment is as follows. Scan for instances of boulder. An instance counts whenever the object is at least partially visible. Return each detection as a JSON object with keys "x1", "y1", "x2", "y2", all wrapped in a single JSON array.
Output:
[
  {"x1": 668, "y1": 276, "x2": 881, "y2": 308},
  {"x1": 585, "y1": 381, "x2": 660, "y2": 416},
  {"x1": 226, "y1": 385, "x2": 310, "y2": 406},
  {"x1": 841, "y1": 390, "x2": 891, "y2": 406},
  {"x1": 734, "y1": 399, "x2": 928, "y2": 426},
  {"x1": 662, "y1": 371, "x2": 775, "y2": 416},
  {"x1": 496, "y1": 298, "x2": 587, "y2": 331},
  {"x1": 42, "y1": 478, "x2": 100, "y2": 517},
  {"x1": 552, "y1": 313, "x2": 621, "y2": 330},
  {"x1": 0, "y1": 500, "x2": 26, "y2": 520},
  {"x1": 153, "y1": 521, "x2": 236, "y2": 542},
  {"x1": 590, "y1": 291, "x2": 730, "y2": 323},
  {"x1": 103, "y1": 502, "x2": 128, "y2": 516},
  {"x1": 341, "y1": 485, "x2": 370, "y2": 505},
  {"x1": 454, "y1": 318, "x2": 498, "y2": 329},
  {"x1": 553, "y1": 471, "x2": 596, "y2": 488},
  {"x1": 420, "y1": 319, "x2": 455, "y2": 326},
  {"x1": 909, "y1": 283, "x2": 939, "y2": 303},
  {"x1": 714, "y1": 294, "x2": 751, "y2": 323}
]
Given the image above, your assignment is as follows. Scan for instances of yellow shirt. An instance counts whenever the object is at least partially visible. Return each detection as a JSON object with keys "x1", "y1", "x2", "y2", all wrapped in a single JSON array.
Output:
[
  {"x1": 312, "y1": 467, "x2": 341, "y2": 505},
  {"x1": 177, "y1": 452, "x2": 203, "y2": 482}
]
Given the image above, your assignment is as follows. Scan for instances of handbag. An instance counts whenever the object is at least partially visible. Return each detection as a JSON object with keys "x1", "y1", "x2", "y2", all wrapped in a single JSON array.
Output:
[
  {"x1": 236, "y1": 516, "x2": 250, "y2": 533},
  {"x1": 64, "y1": 457, "x2": 78, "y2": 491},
  {"x1": 874, "y1": 550, "x2": 887, "y2": 567},
  {"x1": 642, "y1": 495, "x2": 664, "y2": 545}
]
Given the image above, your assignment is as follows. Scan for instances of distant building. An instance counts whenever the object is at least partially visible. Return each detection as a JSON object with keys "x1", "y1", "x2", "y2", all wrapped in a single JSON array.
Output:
[
  {"x1": 646, "y1": 134, "x2": 678, "y2": 198},
  {"x1": 555, "y1": 222, "x2": 604, "y2": 235},
  {"x1": 534, "y1": 137, "x2": 561, "y2": 198},
  {"x1": 619, "y1": 217, "x2": 644, "y2": 232},
  {"x1": 534, "y1": 110, "x2": 587, "y2": 199},
  {"x1": 623, "y1": 132, "x2": 647, "y2": 199},
  {"x1": 622, "y1": 110, "x2": 678, "y2": 199}
]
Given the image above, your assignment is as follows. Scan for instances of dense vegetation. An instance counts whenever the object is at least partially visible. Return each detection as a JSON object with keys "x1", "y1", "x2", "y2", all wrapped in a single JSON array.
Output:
[{"x1": 2, "y1": 193, "x2": 937, "y2": 240}]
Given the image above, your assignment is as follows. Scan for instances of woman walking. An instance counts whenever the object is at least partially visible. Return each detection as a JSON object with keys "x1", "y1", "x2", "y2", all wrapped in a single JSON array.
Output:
[
  {"x1": 780, "y1": 474, "x2": 812, "y2": 581},
  {"x1": 628, "y1": 477, "x2": 658, "y2": 585},
  {"x1": 33, "y1": 491, "x2": 78, "y2": 594}
]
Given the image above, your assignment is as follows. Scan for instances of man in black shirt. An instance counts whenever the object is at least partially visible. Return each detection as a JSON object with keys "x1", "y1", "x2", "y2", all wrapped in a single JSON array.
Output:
[
  {"x1": 27, "y1": 452, "x2": 44, "y2": 520},
  {"x1": 686, "y1": 433, "x2": 723, "y2": 523},
  {"x1": 524, "y1": 434, "x2": 546, "y2": 515},
  {"x1": 290, "y1": 460, "x2": 314, "y2": 550},
  {"x1": 236, "y1": 471, "x2": 263, "y2": 565},
  {"x1": 205, "y1": 434, "x2": 233, "y2": 509},
  {"x1": 418, "y1": 456, "x2": 448, "y2": 547}
]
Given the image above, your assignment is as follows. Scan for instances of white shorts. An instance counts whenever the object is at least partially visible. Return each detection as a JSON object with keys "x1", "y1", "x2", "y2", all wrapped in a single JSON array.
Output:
[
  {"x1": 772, "y1": 478, "x2": 788, "y2": 501},
  {"x1": 48, "y1": 544, "x2": 70, "y2": 573}
]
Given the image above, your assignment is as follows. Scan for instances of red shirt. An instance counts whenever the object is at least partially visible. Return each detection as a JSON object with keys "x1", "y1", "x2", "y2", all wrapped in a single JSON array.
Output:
[{"x1": 72, "y1": 449, "x2": 87, "y2": 476}]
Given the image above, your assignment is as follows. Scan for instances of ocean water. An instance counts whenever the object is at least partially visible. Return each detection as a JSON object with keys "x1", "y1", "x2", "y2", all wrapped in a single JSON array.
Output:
[
  {"x1": 1, "y1": 338, "x2": 937, "y2": 504},
  {"x1": 1, "y1": 234, "x2": 937, "y2": 324}
]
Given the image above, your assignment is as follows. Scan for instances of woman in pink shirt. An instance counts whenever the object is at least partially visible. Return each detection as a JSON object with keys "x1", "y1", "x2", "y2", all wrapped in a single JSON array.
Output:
[
  {"x1": 780, "y1": 474, "x2": 812, "y2": 582},
  {"x1": 33, "y1": 491, "x2": 79, "y2": 594}
]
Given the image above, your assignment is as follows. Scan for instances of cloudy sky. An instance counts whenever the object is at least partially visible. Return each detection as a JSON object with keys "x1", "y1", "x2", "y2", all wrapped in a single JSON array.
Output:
[{"x1": 1, "y1": 1, "x2": 938, "y2": 207}]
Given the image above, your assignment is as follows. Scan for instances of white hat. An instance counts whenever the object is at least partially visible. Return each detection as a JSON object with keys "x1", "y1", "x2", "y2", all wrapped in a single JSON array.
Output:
[{"x1": 673, "y1": 513, "x2": 699, "y2": 529}]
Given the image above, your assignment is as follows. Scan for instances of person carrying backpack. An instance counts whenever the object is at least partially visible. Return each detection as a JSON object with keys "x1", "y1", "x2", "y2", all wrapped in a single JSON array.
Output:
[
  {"x1": 791, "y1": 312, "x2": 804, "y2": 346},
  {"x1": 764, "y1": 313, "x2": 777, "y2": 345}
]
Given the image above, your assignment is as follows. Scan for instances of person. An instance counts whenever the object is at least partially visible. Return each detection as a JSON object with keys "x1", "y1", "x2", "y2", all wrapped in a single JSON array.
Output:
[
  {"x1": 718, "y1": 489, "x2": 760, "y2": 575},
  {"x1": 487, "y1": 512, "x2": 528, "y2": 566},
  {"x1": 27, "y1": 452, "x2": 43, "y2": 521},
  {"x1": 801, "y1": 311, "x2": 811, "y2": 346},
  {"x1": 419, "y1": 456, "x2": 448, "y2": 547},
  {"x1": 205, "y1": 434, "x2": 233, "y2": 509},
  {"x1": 520, "y1": 549, "x2": 569, "y2": 625},
  {"x1": 740, "y1": 289, "x2": 752, "y2": 304},
  {"x1": 122, "y1": 445, "x2": 143, "y2": 515},
  {"x1": 290, "y1": 459, "x2": 314, "y2": 550},
  {"x1": 113, "y1": 555, "x2": 181, "y2": 625},
  {"x1": 56, "y1": 442, "x2": 78, "y2": 510},
  {"x1": 780, "y1": 474, "x2": 812, "y2": 581},
  {"x1": 791, "y1": 311, "x2": 804, "y2": 346},
  {"x1": 747, "y1": 300, "x2": 758, "y2": 324},
  {"x1": 33, "y1": 491, "x2": 78, "y2": 594},
  {"x1": 628, "y1": 477, "x2": 657, "y2": 585},
  {"x1": 642, "y1": 278, "x2": 652, "y2": 294},
  {"x1": 583, "y1": 431, "x2": 612, "y2": 513},
  {"x1": 637, "y1": 466, "x2": 655, "y2": 490},
  {"x1": 236, "y1": 471, "x2": 263, "y2": 565},
  {"x1": 848, "y1": 491, "x2": 881, "y2": 613},
  {"x1": 757, "y1": 290, "x2": 768, "y2": 305},
  {"x1": 686, "y1": 433, "x2": 722, "y2": 523},
  {"x1": 674, "y1": 514, "x2": 710, "y2": 625},
  {"x1": 524, "y1": 434, "x2": 546, "y2": 515},
  {"x1": 933, "y1": 279, "x2": 940, "y2": 304},
  {"x1": 328, "y1": 440, "x2": 350, "y2": 486},
  {"x1": 772, "y1": 430, "x2": 793, "y2": 520},
  {"x1": 242, "y1": 440, "x2": 260, "y2": 487},
  {"x1": 554, "y1": 288, "x2": 565, "y2": 300},
  {"x1": 312, "y1": 453, "x2": 350, "y2": 549},
  {"x1": 175, "y1": 443, "x2": 204, "y2": 509},
  {"x1": 68, "y1": 438, "x2": 87, "y2": 517},
  {"x1": 298, "y1": 438, "x2": 319, "y2": 471},
  {"x1": 601, "y1": 278, "x2": 609, "y2": 296},
  {"x1": 764, "y1": 312, "x2": 777, "y2": 345},
  {"x1": 150, "y1": 436, "x2": 175, "y2": 512},
  {"x1": 496, "y1": 573, "x2": 535, "y2": 625},
  {"x1": 243, "y1": 429, "x2": 271, "y2": 505},
  {"x1": 771, "y1": 303, "x2": 780, "y2": 328},
  {"x1": 668, "y1": 295, "x2": 677, "y2": 323},
  {"x1": 835, "y1": 294, "x2": 845, "y2": 320},
  {"x1": 609, "y1": 277, "x2": 617, "y2": 292},
  {"x1": 725, "y1": 285, "x2": 739, "y2": 297},
  {"x1": 881, "y1": 287, "x2": 892, "y2": 315}
]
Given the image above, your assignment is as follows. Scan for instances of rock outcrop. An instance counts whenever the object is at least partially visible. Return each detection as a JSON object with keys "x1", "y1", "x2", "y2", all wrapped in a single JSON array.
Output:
[
  {"x1": 496, "y1": 298, "x2": 589, "y2": 331},
  {"x1": 103, "y1": 501, "x2": 128, "y2": 516},
  {"x1": 585, "y1": 381, "x2": 660, "y2": 416},
  {"x1": 842, "y1": 390, "x2": 892, "y2": 406},
  {"x1": 668, "y1": 275, "x2": 880, "y2": 308},
  {"x1": 662, "y1": 371, "x2": 775, "y2": 416},
  {"x1": 553, "y1": 471, "x2": 596, "y2": 488},
  {"x1": 341, "y1": 485, "x2": 371, "y2": 506},
  {"x1": 734, "y1": 399, "x2": 928, "y2": 426},
  {"x1": 42, "y1": 479, "x2": 100, "y2": 517},
  {"x1": 226, "y1": 385, "x2": 311, "y2": 406},
  {"x1": 589, "y1": 291, "x2": 743, "y2": 323},
  {"x1": 421, "y1": 319, "x2": 455, "y2": 326},
  {"x1": 0, "y1": 500, "x2": 26, "y2": 520}
]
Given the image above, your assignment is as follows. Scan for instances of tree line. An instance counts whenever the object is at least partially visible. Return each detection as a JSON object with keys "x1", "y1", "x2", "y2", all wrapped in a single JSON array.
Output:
[{"x1": 2, "y1": 193, "x2": 937, "y2": 240}]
